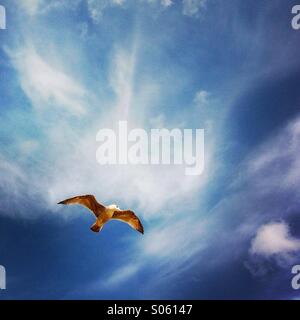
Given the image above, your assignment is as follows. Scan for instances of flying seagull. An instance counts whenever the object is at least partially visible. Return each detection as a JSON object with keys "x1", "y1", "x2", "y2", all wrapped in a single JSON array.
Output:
[{"x1": 58, "y1": 195, "x2": 144, "y2": 234}]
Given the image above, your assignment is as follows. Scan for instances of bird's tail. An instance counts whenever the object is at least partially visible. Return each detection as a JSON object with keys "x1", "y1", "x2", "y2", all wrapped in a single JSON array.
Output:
[{"x1": 90, "y1": 222, "x2": 103, "y2": 233}]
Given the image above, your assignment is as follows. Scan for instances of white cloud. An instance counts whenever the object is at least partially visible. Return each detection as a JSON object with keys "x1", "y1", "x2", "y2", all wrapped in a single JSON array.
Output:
[
  {"x1": 87, "y1": 0, "x2": 125, "y2": 23},
  {"x1": 18, "y1": 139, "x2": 39, "y2": 156},
  {"x1": 245, "y1": 116, "x2": 300, "y2": 192},
  {"x1": 2, "y1": 4, "x2": 215, "y2": 289},
  {"x1": 194, "y1": 90, "x2": 210, "y2": 106},
  {"x1": 3, "y1": 39, "x2": 213, "y2": 292},
  {"x1": 182, "y1": 0, "x2": 207, "y2": 17},
  {"x1": 7, "y1": 46, "x2": 87, "y2": 115},
  {"x1": 95, "y1": 217, "x2": 207, "y2": 287},
  {"x1": 109, "y1": 46, "x2": 136, "y2": 118},
  {"x1": 161, "y1": 0, "x2": 173, "y2": 7},
  {"x1": 19, "y1": 0, "x2": 41, "y2": 16},
  {"x1": 113, "y1": 0, "x2": 126, "y2": 5},
  {"x1": 5, "y1": 39, "x2": 210, "y2": 218},
  {"x1": 142, "y1": 217, "x2": 205, "y2": 261},
  {"x1": 102, "y1": 263, "x2": 141, "y2": 287},
  {"x1": 0, "y1": 156, "x2": 34, "y2": 217},
  {"x1": 19, "y1": 0, "x2": 202, "y2": 20},
  {"x1": 146, "y1": 0, "x2": 173, "y2": 7},
  {"x1": 87, "y1": 0, "x2": 105, "y2": 22},
  {"x1": 18, "y1": 0, "x2": 74, "y2": 16},
  {"x1": 250, "y1": 222, "x2": 300, "y2": 257}
]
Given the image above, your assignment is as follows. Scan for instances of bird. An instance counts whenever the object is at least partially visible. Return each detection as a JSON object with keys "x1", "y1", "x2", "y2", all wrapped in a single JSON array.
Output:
[{"x1": 57, "y1": 195, "x2": 144, "y2": 234}]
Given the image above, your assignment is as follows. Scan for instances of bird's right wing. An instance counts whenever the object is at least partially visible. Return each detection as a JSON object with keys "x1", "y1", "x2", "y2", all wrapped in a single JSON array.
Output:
[
  {"x1": 58, "y1": 195, "x2": 105, "y2": 217},
  {"x1": 112, "y1": 210, "x2": 144, "y2": 234}
]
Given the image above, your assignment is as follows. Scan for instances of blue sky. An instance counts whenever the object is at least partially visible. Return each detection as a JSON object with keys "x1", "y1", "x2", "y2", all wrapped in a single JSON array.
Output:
[{"x1": 1, "y1": 0, "x2": 300, "y2": 299}]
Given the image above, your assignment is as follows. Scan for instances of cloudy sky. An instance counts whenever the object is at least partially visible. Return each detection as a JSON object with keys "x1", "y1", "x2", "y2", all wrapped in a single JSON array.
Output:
[{"x1": 1, "y1": 0, "x2": 300, "y2": 299}]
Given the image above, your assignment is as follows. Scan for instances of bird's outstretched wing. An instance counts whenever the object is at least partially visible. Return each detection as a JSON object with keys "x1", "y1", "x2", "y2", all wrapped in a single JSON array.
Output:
[
  {"x1": 58, "y1": 195, "x2": 105, "y2": 217},
  {"x1": 112, "y1": 210, "x2": 144, "y2": 234}
]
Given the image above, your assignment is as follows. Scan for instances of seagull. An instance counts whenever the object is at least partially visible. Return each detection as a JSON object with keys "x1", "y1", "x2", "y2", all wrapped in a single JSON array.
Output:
[{"x1": 57, "y1": 195, "x2": 144, "y2": 234}]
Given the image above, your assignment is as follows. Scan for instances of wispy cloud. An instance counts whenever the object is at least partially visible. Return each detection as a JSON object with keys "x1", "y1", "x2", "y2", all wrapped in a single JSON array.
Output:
[
  {"x1": 194, "y1": 89, "x2": 210, "y2": 107},
  {"x1": 3, "y1": 32, "x2": 212, "y2": 220},
  {"x1": 18, "y1": 0, "x2": 207, "y2": 20},
  {"x1": 19, "y1": 0, "x2": 41, "y2": 16},
  {"x1": 7, "y1": 46, "x2": 87, "y2": 115},
  {"x1": 102, "y1": 263, "x2": 141, "y2": 287},
  {"x1": 229, "y1": 116, "x2": 300, "y2": 277},
  {"x1": 244, "y1": 116, "x2": 300, "y2": 196},
  {"x1": 2, "y1": 26, "x2": 214, "y2": 291},
  {"x1": 0, "y1": 156, "x2": 32, "y2": 217},
  {"x1": 93, "y1": 216, "x2": 207, "y2": 289},
  {"x1": 109, "y1": 45, "x2": 137, "y2": 119},
  {"x1": 87, "y1": 0, "x2": 126, "y2": 23},
  {"x1": 18, "y1": 0, "x2": 76, "y2": 16},
  {"x1": 182, "y1": 0, "x2": 207, "y2": 17},
  {"x1": 161, "y1": 0, "x2": 173, "y2": 7},
  {"x1": 25, "y1": 0, "x2": 208, "y2": 21}
]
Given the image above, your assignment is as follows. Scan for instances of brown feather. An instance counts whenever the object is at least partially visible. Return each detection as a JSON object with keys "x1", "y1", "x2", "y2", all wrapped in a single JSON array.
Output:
[
  {"x1": 112, "y1": 210, "x2": 144, "y2": 234},
  {"x1": 58, "y1": 195, "x2": 105, "y2": 217}
]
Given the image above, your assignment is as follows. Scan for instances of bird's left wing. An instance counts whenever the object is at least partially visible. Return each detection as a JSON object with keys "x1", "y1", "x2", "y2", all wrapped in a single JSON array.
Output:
[
  {"x1": 112, "y1": 210, "x2": 144, "y2": 234},
  {"x1": 58, "y1": 195, "x2": 104, "y2": 217}
]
